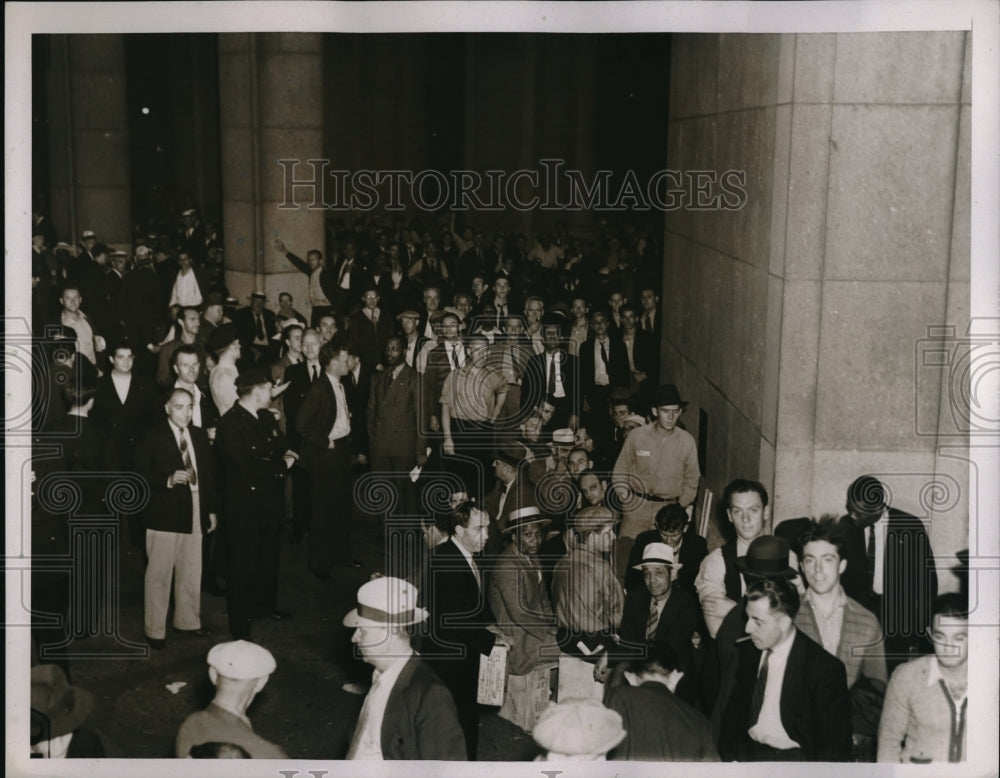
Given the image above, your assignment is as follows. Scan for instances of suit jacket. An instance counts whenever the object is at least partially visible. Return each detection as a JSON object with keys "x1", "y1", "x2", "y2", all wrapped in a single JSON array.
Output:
[
  {"x1": 578, "y1": 334, "x2": 630, "y2": 406},
  {"x1": 521, "y1": 351, "x2": 580, "y2": 420},
  {"x1": 367, "y1": 363, "x2": 425, "y2": 462},
  {"x1": 623, "y1": 327, "x2": 659, "y2": 378},
  {"x1": 487, "y1": 544, "x2": 559, "y2": 674},
  {"x1": 620, "y1": 586, "x2": 700, "y2": 662},
  {"x1": 282, "y1": 360, "x2": 321, "y2": 450},
  {"x1": 624, "y1": 529, "x2": 709, "y2": 593},
  {"x1": 134, "y1": 421, "x2": 217, "y2": 533},
  {"x1": 214, "y1": 402, "x2": 288, "y2": 522},
  {"x1": 421, "y1": 538, "x2": 496, "y2": 677},
  {"x1": 719, "y1": 629, "x2": 852, "y2": 761},
  {"x1": 159, "y1": 382, "x2": 220, "y2": 431},
  {"x1": 481, "y1": 473, "x2": 535, "y2": 558},
  {"x1": 295, "y1": 373, "x2": 346, "y2": 472},
  {"x1": 348, "y1": 308, "x2": 394, "y2": 368},
  {"x1": 606, "y1": 681, "x2": 719, "y2": 761},
  {"x1": 91, "y1": 372, "x2": 159, "y2": 466},
  {"x1": 344, "y1": 365, "x2": 372, "y2": 457},
  {"x1": 232, "y1": 306, "x2": 278, "y2": 352},
  {"x1": 379, "y1": 656, "x2": 468, "y2": 760},
  {"x1": 837, "y1": 511, "x2": 936, "y2": 658},
  {"x1": 421, "y1": 341, "x2": 460, "y2": 423},
  {"x1": 329, "y1": 257, "x2": 372, "y2": 312}
]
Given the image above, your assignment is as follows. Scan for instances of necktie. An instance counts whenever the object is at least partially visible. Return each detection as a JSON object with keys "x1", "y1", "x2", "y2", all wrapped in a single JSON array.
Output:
[
  {"x1": 372, "y1": 310, "x2": 379, "y2": 325},
  {"x1": 386, "y1": 368, "x2": 394, "y2": 389},
  {"x1": 599, "y1": 340, "x2": 609, "y2": 369},
  {"x1": 866, "y1": 526, "x2": 877, "y2": 587},
  {"x1": 311, "y1": 364, "x2": 319, "y2": 381},
  {"x1": 451, "y1": 345, "x2": 459, "y2": 369},
  {"x1": 339, "y1": 260, "x2": 350, "y2": 283},
  {"x1": 749, "y1": 649, "x2": 770, "y2": 725},
  {"x1": 547, "y1": 357, "x2": 556, "y2": 396},
  {"x1": 643, "y1": 313, "x2": 652, "y2": 332},
  {"x1": 646, "y1": 598, "x2": 660, "y2": 639},
  {"x1": 470, "y1": 556, "x2": 482, "y2": 590},
  {"x1": 255, "y1": 314, "x2": 265, "y2": 341},
  {"x1": 178, "y1": 429, "x2": 197, "y2": 486}
]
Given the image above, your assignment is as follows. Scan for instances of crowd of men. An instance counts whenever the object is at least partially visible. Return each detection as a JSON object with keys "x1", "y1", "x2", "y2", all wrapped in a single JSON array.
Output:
[{"x1": 28, "y1": 209, "x2": 965, "y2": 763}]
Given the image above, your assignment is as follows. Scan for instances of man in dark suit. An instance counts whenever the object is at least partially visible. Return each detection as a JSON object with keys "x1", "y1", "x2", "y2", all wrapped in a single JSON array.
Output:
[
  {"x1": 620, "y1": 304, "x2": 659, "y2": 399},
  {"x1": 481, "y1": 444, "x2": 534, "y2": 558},
  {"x1": 625, "y1": 503, "x2": 709, "y2": 593},
  {"x1": 343, "y1": 577, "x2": 467, "y2": 760},
  {"x1": 178, "y1": 208, "x2": 206, "y2": 264},
  {"x1": 367, "y1": 336, "x2": 427, "y2": 519},
  {"x1": 349, "y1": 287, "x2": 394, "y2": 369},
  {"x1": 420, "y1": 311, "x2": 464, "y2": 435},
  {"x1": 281, "y1": 328, "x2": 322, "y2": 543},
  {"x1": 91, "y1": 340, "x2": 158, "y2": 468},
  {"x1": 618, "y1": 542, "x2": 702, "y2": 705},
  {"x1": 837, "y1": 474, "x2": 937, "y2": 672},
  {"x1": 232, "y1": 291, "x2": 278, "y2": 368},
  {"x1": 118, "y1": 248, "x2": 162, "y2": 375},
  {"x1": 330, "y1": 239, "x2": 372, "y2": 316},
  {"x1": 420, "y1": 503, "x2": 504, "y2": 760},
  {"x1": 578, "y1": 310, "x2": 630, "y2": 422},
  {"x1": 718, "y1": 577, "x2": 852, "y2": 761},
  {"x1": 521, "y1": 316, "x2": 580, "y2": 430},
  {"x1": 344, "y1": 345, "x2": 373, "y2": 470},
  {"x1": 134, "y1": 388, "x2": 218, "y2": 649},
  {"x1": 214, "y1": 368, "x2": 296, "y2": 639},
  {"x1": 605, "y1": 643, "x2": 719, "y2": 761},
  {"x1": 295, "y1": 339, "x2": 360, "y2": 575}
]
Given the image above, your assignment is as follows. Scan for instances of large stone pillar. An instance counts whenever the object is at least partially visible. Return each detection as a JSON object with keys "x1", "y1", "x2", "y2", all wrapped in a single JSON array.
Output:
[
  {"x1": 663, "y1": 32, "x2": 970, "y2": 588},
  {"x1": 46, "y1": 34, "x2": 131, "y2": 248},
  {"x1": 218, "y1": 33, "x2": 325, "y2": 314}
]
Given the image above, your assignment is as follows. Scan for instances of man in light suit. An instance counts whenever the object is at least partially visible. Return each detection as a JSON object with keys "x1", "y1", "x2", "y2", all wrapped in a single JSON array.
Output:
[
  {"x1": 343, "y1": 577, "x2": 467, "y2": 760},
  {"x1": 134, "y1": 388, "x2": 218, "y2": 649},
  {"x1": 295, "y1": 339, "x2": 360, "y2": 575},
  {"x1": 367, "y1": 336, "x2": 426, "y2": 519},
  {"x1": 718, "y1": 576, "x2": 852, "y2": 761}
]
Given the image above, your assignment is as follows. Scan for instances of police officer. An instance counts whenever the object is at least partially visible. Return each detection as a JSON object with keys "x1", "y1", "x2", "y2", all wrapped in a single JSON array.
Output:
[{"x1": 215, "y1": 367, "x2": 297, "y2": 639}]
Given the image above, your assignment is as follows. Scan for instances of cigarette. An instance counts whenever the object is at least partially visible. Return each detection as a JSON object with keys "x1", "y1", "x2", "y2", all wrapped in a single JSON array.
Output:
[{"x1": 735, "y1": 636, "x2": 753, "y2": 643}]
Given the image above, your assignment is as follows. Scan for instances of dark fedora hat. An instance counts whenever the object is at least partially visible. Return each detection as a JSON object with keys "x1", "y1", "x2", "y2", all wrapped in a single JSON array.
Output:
[
  {"x1": 650, "y1": 383, "x2": 688, "y2": 409},
  {"x1": 30, "y1": 665, "x2": 94, "y2": 744},
  {"x1": 736, "y1": 535, "x2": 797, "y2": 579},
  {"x1": 493, "y1": 443, "x2": 528, "y2": 468},
  {"x1": 205, "y1": 322, "x2": 239, "y2": 355},
  {"x1": 235, "y1": 365, "x2": 273, "y2": 389}
]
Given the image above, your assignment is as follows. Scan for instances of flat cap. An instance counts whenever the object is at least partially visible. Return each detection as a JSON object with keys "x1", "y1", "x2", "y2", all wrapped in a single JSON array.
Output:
[
  {"x1": 395, "y1": 309, "x2": 421, "y2": 320},
  {"x1": 207, "y1": 640, "x2": 276, "y2": 680},
  {"x1": 533, "y1": 698, "x2": 626, "y2": 756}
]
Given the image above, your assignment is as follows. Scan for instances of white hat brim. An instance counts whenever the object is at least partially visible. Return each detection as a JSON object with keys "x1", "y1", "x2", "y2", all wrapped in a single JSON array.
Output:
[{"x1": 343, "y1": 607, "x2": 428, "y2": 628}]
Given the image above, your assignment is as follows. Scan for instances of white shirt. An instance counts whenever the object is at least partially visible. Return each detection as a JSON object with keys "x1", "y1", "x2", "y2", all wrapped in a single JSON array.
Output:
[
  {"x1": 623, "y1": 331, "x2": 637, "y2": 372},
  {"x1": 339, "y1": 260, "x2": 353, "y2": 289},
  {"x1": 545, "y1": 352, "x2": 566, "y2": 398},
  {"x1": 326, "y1": 373, "x2": 351, "y2": 442},
  {"x1": 169, "y1": 268, "x2": 203, "y2": 307},
  {"x1": 866, "y1": 515, "x2": 887, "y2": 595},
  {"x1": 309, "y1": 266, "x2": 331, "y2": 306},
  {"x1": 346, "y1": 652, "x2": 413, "y2": 760},
  {"x1": 446, "y1": 341, "x2": 465, "y2": 370},
  {"x1": 167, "y1": 420, "x2": 199, "y2": 494},
  {"x1": 111, "y1": 371, "x2": 131, "y2": 405},
  {"x1": 593, "y1": 338, "x2": 611, "y2": 385},
  {"x1": 365, "y1": 307, "x2": 381, "y2": 325},
  {"x1": 62, "y1": 310, "x2": 96, "y2": 365},
  {"x1": 451, "y1": 536, "x2": 481, "y2": 590},
  {"x1": 747, "y1": 628, "x2": 800, "y2": 750},
  {"x1": 404, "y1": 338, "x2": 417, "y2": 367}
]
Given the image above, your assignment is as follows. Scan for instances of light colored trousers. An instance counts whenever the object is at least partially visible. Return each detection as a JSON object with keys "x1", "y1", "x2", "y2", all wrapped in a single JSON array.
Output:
[{"x1": 144, "y1": 503, "x2": 202, "y2": 639}]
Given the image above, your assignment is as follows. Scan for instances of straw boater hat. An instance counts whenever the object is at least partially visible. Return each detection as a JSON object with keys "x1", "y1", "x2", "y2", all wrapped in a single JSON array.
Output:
[
  {"x1": 533, "y1": 698, "x2": 626, "y2": 756},
  {"x1": 632, "y1": 541, "x2": 682, "y2": 572},
  {"x1": 343, "y1": 577, "x2": 428, "y2": 628},
  {"x1": 503, "y1": 505, "x2": 550, "y2": 535}
]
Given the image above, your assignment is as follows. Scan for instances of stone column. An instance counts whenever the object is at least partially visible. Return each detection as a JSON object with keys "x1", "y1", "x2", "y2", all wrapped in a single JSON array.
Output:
[
  {"x1": 47, "y1": 34, "x2": 131, "y2": 248},
  {"x1": 218, "y1": 33, "x2": 325, "y2": 315}
]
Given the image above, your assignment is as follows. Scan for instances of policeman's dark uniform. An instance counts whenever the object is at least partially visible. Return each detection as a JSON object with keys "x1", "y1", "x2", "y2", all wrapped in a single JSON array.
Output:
[{"x1": 215, "y1": 397, "x2": 289, "y2": 639}]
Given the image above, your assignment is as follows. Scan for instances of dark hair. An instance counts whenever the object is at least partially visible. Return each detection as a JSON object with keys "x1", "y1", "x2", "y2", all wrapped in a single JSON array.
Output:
[
  {"x1": 932, "y1": 592, "x2": 969, "y2": 620},
  {"x1": 280, "y1": 323, "x2": 304, "y2": 344},
  {"x1": 108, "y1": 339, "x2": 135, "y2": 358},
  {"x1": 188, "y1": 741, "x2": 251, "y2": 758},
  {"x1": 655, "y1": 503, "x2": 690, "y2": 534},
  {"x1": 799, "y1": 515, "x2": 846, "y2": 558},
  {"x1": 626, "y1": 642, "x2": 681, "y2": 676},
  {"x1": 723, "y1": 478, "x2": 769, "y2": 510},
  {"x1": 318, "y1": 340, "x2": 348, "y2": 370},
  {"x1": 846, "y1": 475, "x2": 887, "y2": 515},
  {"x1": 444, "y1": 501, "x2": 478, "y2": 536},
  {"x1": 306, "y1": 249, "x2": 322, "y2": 261},
  {"x1": 746, "y1": 577, "x2": 800, "y2": 620},
  {"x1": 176, "y1": 305, "x2": 200, "y2": 325},
  {"x1": 171, "y1": 344, "x2": 201, "y2": 369}
]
